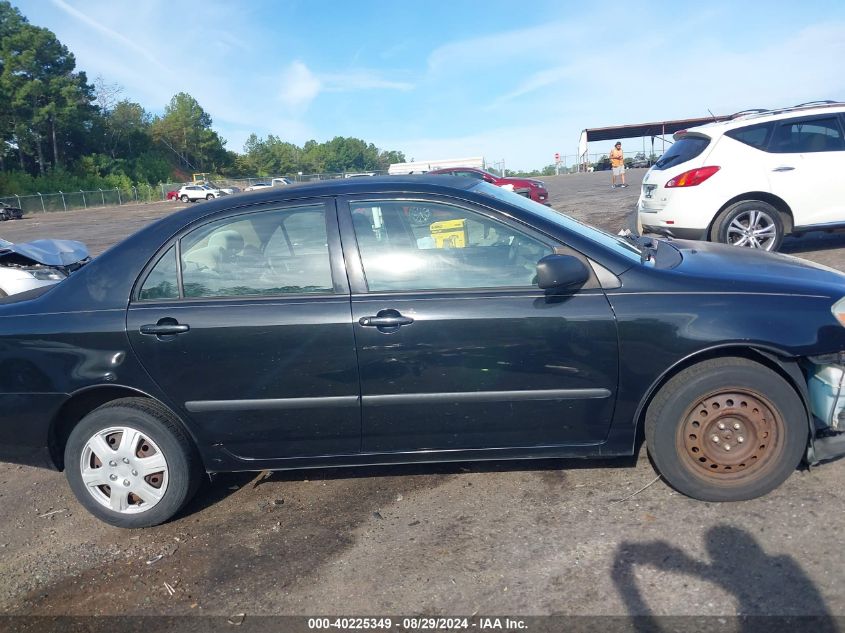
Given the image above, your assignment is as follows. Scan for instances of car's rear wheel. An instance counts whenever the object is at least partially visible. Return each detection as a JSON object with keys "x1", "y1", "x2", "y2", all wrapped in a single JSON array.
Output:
[
  {"x1": 645, "y1": 357, "x2": 806, "y2": 501},
  {"x1": 180, "y1": 194, "x2": 189, "y2": 203},
  {"x1": 65, "y1": 398, "x2": 201, "y2": 528},
  {"x1": 206, "y1": 194, "x2": 214, "y2": 200},
  {"x1": 711, "y1": 200, "x2": 784, "y2": 251}
]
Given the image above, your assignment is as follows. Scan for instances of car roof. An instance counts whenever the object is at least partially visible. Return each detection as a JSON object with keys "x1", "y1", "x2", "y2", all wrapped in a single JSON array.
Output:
[
  {"x1": 684, "y1": 102, "x2": 845, "y2": 138},
  {"x1": 172, "y1": 175, "x2": 477, "y2": 223}
]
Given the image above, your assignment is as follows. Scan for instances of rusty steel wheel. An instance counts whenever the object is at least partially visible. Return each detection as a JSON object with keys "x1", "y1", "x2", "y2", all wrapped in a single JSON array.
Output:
[
  {"x1": 678, "y1": 390, "x2": 783, "y2": 480},
  {"x1": 646, "y1": 358, "x2": 806, "y2": 501}
]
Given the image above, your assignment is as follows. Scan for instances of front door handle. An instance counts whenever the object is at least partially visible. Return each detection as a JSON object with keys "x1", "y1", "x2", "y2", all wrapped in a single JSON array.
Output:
[
  {"x1": 359, "y1": 315, "x2": 414, "y2": 327},
  {"x1": 140, "y1": 321, "x2": 190, "y2": 336},
  {"x1": 772, "y1": 166, "x2": 795, "y2": 172}
]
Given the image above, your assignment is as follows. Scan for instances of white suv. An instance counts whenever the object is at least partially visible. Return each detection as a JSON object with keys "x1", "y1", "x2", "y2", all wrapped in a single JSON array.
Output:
[
  {"x1": 177, "y1": 184, "x2": 227, "y2": 203},
  {"x1": 638, "y1": 102, "x2": 845, "y2": 251}
]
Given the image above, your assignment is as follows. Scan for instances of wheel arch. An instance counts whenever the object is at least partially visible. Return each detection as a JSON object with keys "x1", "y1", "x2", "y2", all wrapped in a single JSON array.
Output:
[
  {"x1": 48, "y1": 385, "x2": 200, "y2": 471},
  {"x1": 633, "y1": 344, "x2": 812, "y2": 446},
  {"x1": 708, "y1": 192, "x2": 795, "y2": 237}
]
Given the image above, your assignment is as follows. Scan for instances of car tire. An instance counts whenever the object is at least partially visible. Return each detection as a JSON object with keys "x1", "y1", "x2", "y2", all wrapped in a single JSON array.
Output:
[
  {"x1": 64, "y1": 398, "x2": 202, "y2": 528},
  {"x1": 711, "y1": 200, "x2": 784, "y2": 251},
  {"x1": 180, "y1": 194, "x2": 189, "y2": 203},
  {"x1": 645, "y1": 357, "x2": 806, "y2": 502},
  {"x1": 206, "y1": 194, "x2": 214, "y2": 200},
  {"x1": 0, "y1": 288, "x2": 7, "y2": 297}
]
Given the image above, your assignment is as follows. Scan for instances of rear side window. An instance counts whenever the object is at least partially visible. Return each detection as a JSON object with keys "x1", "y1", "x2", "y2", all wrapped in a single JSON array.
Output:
[
  {"x1": 770, "y1": 117, "x2": 845, "y2": 153},
  {"x1": 653, "y1": 136, "x2": 710, "y2": 170},
  {"x1": 725, "y1": 122, "x2": 773, "y2": 150},
  {"x1": 139, "y1": 246, "x2": 178, "y2": 300}
]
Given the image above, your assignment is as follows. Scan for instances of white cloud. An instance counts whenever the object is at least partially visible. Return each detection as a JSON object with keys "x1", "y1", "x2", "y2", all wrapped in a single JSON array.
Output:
[
  {"x1": 427, "y1": 22, "x2": 581, "y2": 73},
  {"x1": 278, "y1": 61, "x2": 323, "y2": 110},
  {"x1": 322, "y1": 70, "x2": 414, "y2": 93},
  {"x1": 50, "y1": 0, "x2": 168, "y2": 71},
  {"x1": 495, "y1": 65, "x2": 578, "y2": 104},
  {"x1": 276, "y1": 62, "x2": 414, "y2": 113}
]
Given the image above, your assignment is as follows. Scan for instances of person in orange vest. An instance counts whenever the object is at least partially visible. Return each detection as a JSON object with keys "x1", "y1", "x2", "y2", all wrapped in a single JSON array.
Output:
[{"x1": 610, "y1": 142, "x2": 627, "y2": 188}]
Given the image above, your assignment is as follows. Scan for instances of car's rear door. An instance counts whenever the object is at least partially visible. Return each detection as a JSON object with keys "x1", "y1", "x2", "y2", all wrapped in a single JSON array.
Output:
[
  {"x1": 126, "y1": 199, "x2": 361, "y2": 461},
  {"x1": 763, "y1": 114, "x2": 845, "y2": 227},
  {"x1": 338, "y1": 194, "x2": 619, "y2": 453}
]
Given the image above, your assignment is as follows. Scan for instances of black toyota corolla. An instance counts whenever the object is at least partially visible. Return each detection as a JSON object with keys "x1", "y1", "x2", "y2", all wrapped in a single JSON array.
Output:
[{"x1": 2, "y1": 175, "x2": 845, "y2": 527}]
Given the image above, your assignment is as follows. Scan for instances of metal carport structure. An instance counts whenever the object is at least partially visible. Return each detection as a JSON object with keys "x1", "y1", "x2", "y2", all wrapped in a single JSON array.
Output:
[{"x1": 578, "y1": 115, "x2": 731, "y2": 171}]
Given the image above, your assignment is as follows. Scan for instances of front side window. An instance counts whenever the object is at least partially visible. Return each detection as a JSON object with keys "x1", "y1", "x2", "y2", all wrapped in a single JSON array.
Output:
[
  {"x1": 350, "y1": 200, "x2": 552, "y2": 292},
  {"x1": 771, "y1": 117, "x2": 845, "y2": 153},
  {"x1": 179, "y1": 204, "x2": 333, "y2": 298}
]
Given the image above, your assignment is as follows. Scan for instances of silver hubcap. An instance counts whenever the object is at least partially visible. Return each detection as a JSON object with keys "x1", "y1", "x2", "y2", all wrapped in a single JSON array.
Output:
[
  {"x1": 726, "y1": 209, "x2": 778, "y2": 250},
  {"x1": 79, "y1": 426, "x2": 168, "y2": 514}
]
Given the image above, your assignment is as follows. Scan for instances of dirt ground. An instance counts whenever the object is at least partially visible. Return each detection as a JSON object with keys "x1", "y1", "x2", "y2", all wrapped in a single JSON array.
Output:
[{"x1": 1, "y1": 172, "x2": 844, "y2": 621}]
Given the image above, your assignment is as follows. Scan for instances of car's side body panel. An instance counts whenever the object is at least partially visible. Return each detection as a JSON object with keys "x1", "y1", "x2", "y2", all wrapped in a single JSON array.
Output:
[{"x1": 0, "y1": 177, "x2": 844, "y2": 475}]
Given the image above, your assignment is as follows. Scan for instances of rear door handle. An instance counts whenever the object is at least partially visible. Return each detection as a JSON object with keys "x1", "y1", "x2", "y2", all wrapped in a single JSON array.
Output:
[
  {"x1": 359, "y1": 316, "x2": 414, "y2": 327},
  {"x1": 139, "y1": 323, "x2": 190, "y2": 335},
  {"x1": 772, "y1": 166, "x2": 795, "y2": 172}
]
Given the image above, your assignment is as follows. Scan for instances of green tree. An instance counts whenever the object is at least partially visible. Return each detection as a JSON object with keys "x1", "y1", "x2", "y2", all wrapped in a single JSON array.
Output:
[
  {"x1": 104, "y1": 100, "x2": 152, "y2": 159},
  {"x1": 0, "y1": 1, "x2": 95, "y2": 174},
  {"x1": 151, "y1": 93, "x2": 229, "y2": 172}
]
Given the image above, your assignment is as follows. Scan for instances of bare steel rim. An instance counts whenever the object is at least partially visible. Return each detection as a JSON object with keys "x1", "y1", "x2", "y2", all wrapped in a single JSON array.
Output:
[
  {"x1": 677, "y1": 390, "x2": 784, "y2": 481},
  {"x1": 725, "y1": 209, "x2": 778, "y2": 250},
  {"x1": 79, "y1": 426, "x2": 169, "y2": 514}
]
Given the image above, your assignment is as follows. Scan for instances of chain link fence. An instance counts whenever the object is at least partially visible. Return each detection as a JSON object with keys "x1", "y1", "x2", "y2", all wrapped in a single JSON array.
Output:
[{"x1": 0, "y1": 184, "x2": 162, "y2": 214}]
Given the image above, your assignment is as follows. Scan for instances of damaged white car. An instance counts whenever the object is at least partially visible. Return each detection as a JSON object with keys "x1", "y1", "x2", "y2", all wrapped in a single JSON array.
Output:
[{"x1": 0, "y1": 238, "x2": 90, "y2": 297}]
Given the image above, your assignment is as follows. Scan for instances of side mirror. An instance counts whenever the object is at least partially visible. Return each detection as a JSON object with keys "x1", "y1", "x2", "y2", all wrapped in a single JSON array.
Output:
[
  {"x1": 482, "y1": 174, "x2": 496, "y2": 183},
  {"x1": 536, "y1": 254, "x2": 589, "y2": 290}
]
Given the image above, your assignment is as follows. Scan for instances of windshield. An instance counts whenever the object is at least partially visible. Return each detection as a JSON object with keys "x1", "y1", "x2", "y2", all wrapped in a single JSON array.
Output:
[
  {"x1": 653, "y1": 135, "x2": 710, "y2": 170},
  {"x1": 470, "y1": 181, "x2": 641, "y2": 262}
]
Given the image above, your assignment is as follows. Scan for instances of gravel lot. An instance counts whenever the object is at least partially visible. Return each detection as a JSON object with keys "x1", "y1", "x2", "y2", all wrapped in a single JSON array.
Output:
[{"x1": 1, "y1": 172, "x2": 844, "y2": 621}]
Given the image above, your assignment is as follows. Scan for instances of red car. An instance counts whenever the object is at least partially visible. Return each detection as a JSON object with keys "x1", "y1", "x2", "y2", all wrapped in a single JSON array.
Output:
[
  {"x1": 166, "y1": 190, "x2": 179, "y2": 201},
  {"x1": 427, "y1": 167, "x2": 549, "y2": 205}
]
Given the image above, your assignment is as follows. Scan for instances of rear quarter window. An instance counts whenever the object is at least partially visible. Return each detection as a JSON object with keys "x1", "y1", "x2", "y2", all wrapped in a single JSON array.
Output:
[
  {"x1": 653, "y1": 136, "x2": 710, "y2": 170},
  {"x1": 725, "y1": 122, "x2": 773, "y2": 150}
]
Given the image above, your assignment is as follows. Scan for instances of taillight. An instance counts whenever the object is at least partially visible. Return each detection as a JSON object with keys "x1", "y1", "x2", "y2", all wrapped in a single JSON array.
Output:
[{"x1": 665, "y1": 166, "x2": 720, "y2": 188}]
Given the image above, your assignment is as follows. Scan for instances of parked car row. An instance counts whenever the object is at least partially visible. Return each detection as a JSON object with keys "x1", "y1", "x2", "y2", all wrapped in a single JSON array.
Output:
[{"x1": 638, "y1": 101, "x2": 845, "y2": 252}]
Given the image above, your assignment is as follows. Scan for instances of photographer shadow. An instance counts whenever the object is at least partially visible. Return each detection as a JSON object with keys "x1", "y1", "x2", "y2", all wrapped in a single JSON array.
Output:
[{"x1": 612, "y1": 524, "x2": 837, "y2": 633}]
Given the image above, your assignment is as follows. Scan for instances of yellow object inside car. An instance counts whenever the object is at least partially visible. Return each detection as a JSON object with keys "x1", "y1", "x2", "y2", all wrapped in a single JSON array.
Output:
[{"x1": 430, "y1": 219, "x2": 467, "y2": 248}]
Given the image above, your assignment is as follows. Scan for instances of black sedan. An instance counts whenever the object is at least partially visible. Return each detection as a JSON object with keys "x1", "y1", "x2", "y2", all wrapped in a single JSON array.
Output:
[{"x1": 2, "y1": 176, "x2": 845, "y2": 527}]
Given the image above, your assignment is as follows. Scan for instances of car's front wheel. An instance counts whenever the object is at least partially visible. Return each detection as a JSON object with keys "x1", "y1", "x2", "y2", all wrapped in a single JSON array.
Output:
[
  {"x1": 64, "y1": 398, "x2": 201, "y2": 528},
  {"x1": 646, "y1": 357, "x2": 806, "y2": 501},
  {"x1": 180, "y1": 194, "x2": 189, "y2": 203},
  {"x1": 711, "y1": 200, "x2": 784, "y2": 251},
  {"x1": 206, "y1": 194, "x2": 214, "y2": 200}
]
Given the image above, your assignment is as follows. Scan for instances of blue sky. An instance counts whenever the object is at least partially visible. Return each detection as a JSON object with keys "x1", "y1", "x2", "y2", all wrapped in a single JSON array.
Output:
[{"x1": 15, "y1": 0, "x2": 845, "y2": 170}]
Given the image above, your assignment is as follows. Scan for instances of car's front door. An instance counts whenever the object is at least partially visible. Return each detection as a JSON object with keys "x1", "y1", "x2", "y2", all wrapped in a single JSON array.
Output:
[
  {"x1": 126, "y1": 200, "x2": 360, "y2": 460},
  {"x1": 764, "y1": 114, "x2": 845, "y2": 227},
  {"x1": 339, "y1": 195, "x2": 619, "y2": 453}
]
